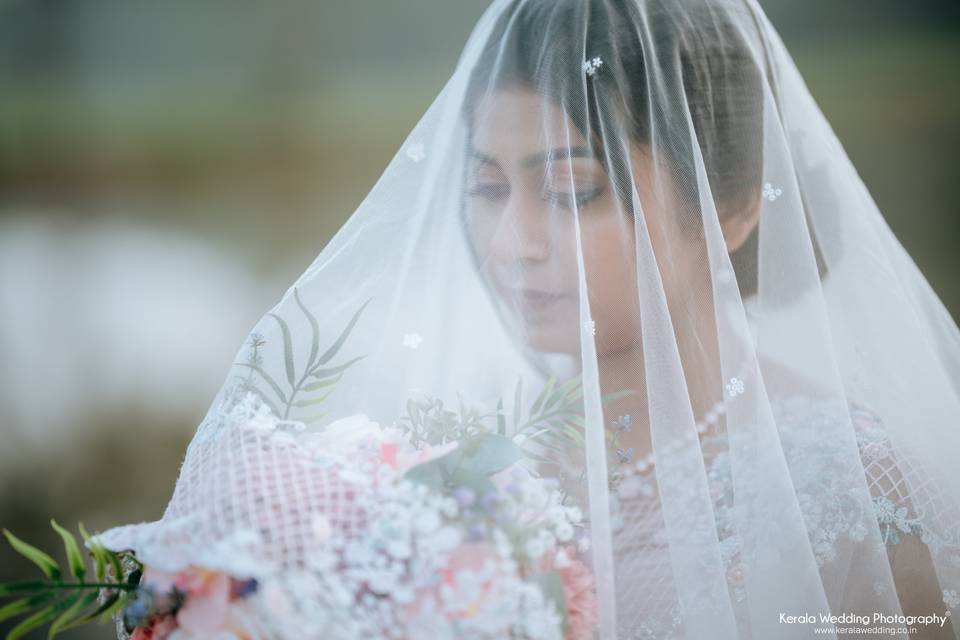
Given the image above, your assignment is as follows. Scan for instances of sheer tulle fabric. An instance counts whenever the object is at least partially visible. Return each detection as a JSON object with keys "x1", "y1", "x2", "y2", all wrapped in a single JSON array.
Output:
[{"x1": 97, "y1": 0, "x2": 960, "y2": 638}]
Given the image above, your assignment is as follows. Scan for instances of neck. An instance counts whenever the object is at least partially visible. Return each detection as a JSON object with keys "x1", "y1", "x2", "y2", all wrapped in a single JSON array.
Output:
[{"x1": 595, "y1": 300, "x2": 723, "y2": 461}]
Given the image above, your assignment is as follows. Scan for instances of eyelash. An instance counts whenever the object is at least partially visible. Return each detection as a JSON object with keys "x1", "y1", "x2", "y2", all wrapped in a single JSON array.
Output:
[{"x1": 466, "y1": 184, "x2": 605, "y2": 210}]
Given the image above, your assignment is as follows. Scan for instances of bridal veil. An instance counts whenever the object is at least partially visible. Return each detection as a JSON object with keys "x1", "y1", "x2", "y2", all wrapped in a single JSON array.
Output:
[{"x1": 96, "y1": 0, "x2": 960, "y2": 637}]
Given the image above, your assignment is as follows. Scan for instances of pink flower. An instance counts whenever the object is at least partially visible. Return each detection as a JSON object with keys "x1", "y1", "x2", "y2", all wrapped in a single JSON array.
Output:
[
  {"x1": 171, "y1": 567, "x2": 232, "y2": 634},
  {"x1": 533, "y1": 545, "x2": 599, "y2": 640},
  {"x1": 405, "y1": 543, "x2": 507, "y2": 624},
  {"x1": 130, "y1": 614, "x2": 177, "y2": 640},
  {"x1": 140, "y1": 566, "x2": 179, "y2": 594}
]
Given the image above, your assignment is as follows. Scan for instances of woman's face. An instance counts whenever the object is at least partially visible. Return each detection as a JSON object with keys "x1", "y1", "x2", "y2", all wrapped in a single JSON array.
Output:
[{"x1": 464, "y1": 86, "x2": 705, "y2": 356}]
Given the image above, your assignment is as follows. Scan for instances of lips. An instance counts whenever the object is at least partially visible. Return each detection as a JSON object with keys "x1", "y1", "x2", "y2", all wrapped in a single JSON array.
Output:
[{"x1": 512, "y1": 288, "x2": 566, "y2": 311}]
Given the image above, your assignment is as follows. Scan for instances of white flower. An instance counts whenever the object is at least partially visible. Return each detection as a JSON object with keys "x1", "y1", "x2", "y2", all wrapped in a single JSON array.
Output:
[
  {"x1": 299, "y1": 413, "x2": 382, "y2": 457},
  {"x1": 406, "y1": 141, "x2": 426, "y2": 163},
  {"x1": 944, "y1": 589, "x2": 960, "y2": 609},
  {"x1": 565, "y1": 505, "x2": 583, "y2": 524},
  {"x1": 429, "y1": 526, "x2": 462, "y2": 552},
  {"x1": 402, "y1": 333, "x2": 424, "y2": 349},
  {"x1": 261, "y1": 580, "x2": 294, "y2": 616},
  {"x1": 725, "y1": 377, "x2": 745, "y2": 398},
  {"x1": 583, "y1": 56, "x2": 604, "y2": 77},
  {"x1": 526, "y1": 537, "x2": 546, "y2": 559},
  {"x1": 414, "y1": 510, "x2": 442, "y2": 535},
  {"x1": 311, "y1": 514, "x2": 333, "y2": 542},
  {"x1": 387, "y1": 539, "x2": 412, "y2": 560},
  {"x1": 762, "y1": 182, "x2": 783, "y2": 202}
]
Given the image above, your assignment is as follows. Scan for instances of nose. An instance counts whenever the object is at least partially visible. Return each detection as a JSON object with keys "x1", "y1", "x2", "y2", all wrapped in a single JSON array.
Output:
[{"x1": 488, "y1": 189, "x2": 552, "y2": 264}]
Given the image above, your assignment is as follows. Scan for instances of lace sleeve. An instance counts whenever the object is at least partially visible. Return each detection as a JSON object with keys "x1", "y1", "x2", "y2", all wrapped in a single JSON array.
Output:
[
  {"x1": 851, "y1": 406, "x2": 927, "y2": 546},
  {"x1": 851, "y1": 404, "x2": 960, "y2": 625},
  {"x1": 853, "y1": 404, "x2": 960, "y2": 557}
]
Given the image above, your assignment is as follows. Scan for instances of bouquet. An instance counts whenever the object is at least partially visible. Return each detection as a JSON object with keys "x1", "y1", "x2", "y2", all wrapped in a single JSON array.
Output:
[
  {"x1": 1, "y1": 391, "x2": 603, "y2": 640},
  {"x1": 0, "y1": 297, "x2": 629, "y2": 639}
]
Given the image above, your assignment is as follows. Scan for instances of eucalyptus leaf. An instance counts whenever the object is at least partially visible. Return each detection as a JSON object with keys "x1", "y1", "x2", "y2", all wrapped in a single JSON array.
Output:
[{"x1": 455, "y1": 434, "x2": 523, "y2": 479}]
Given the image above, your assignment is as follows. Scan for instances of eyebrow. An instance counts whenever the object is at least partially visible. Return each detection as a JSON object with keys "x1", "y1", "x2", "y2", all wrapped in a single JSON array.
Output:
[{"x1": 467, "y1": 145, "x2": 600, "y2": 169}]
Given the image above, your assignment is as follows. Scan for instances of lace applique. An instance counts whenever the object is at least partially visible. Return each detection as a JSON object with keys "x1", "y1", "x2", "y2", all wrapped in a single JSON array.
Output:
[{"x1": 610, "y1": 395, "x2": 960, "y2": 638}]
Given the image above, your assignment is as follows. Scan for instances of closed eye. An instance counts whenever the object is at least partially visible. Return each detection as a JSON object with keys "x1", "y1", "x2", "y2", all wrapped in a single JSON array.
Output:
[
  {"x1": 466, "y1": 183, "x2": 511, "y2": 201},
  {"x1": 543, "y1": 186, "x2": 605, "y2": 210}
]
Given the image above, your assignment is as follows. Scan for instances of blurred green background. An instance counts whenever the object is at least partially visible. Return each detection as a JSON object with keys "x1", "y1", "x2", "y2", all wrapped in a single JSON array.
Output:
[{"x1": 0, "y1": 1, "x2": 957, "y2": 637}]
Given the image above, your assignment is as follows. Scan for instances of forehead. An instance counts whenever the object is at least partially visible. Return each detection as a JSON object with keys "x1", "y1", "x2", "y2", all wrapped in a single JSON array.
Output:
[{"x1": 469, "y1": 86, "x2": 589, "y2": 162}]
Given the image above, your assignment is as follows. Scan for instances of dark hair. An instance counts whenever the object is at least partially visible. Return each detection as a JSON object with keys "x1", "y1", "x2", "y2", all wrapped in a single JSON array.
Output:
[{"x1": 462, "y1": 0, "x2": 766, "y2": 294}]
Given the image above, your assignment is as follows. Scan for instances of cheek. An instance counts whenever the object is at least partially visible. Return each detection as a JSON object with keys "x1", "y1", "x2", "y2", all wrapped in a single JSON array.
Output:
[{"x1": 583, "y1": 217, "x2": 642, "y2": 347}]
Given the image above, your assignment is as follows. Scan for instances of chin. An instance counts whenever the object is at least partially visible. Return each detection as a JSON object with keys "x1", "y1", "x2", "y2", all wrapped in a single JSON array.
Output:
[{"x1": 524, "y1": 323, "x2": 581, "y2": 356}]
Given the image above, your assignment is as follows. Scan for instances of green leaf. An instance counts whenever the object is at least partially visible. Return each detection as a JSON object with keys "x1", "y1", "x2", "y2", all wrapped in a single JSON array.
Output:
[
  {"x1": 0, "y1": 580, "x2": 49, "y2": 596},
  {"x1": 2, "y1": 529, "x2": 61, "y2": 580},
  {"x1": 309, "y1": 355, "x2": 366, "y2": 380},
  {"x1": 543, "y1": 377, "x2": 577, "y2": 413},
  {"x1": 232, "y1": 363, "x2": 288, "y2": 404},
  {"x1": 530, "y1": 376, "x2": 556, "y2": 416},
  {"x1": 316, "y1": 298, "x2": 371, "y2": 366},
  {"x1": 302, "y1": 374, "x2": 342, "y2": 392},
  {"x1": 48, "y1": 590, "x2": 99, "y2": 639},
  {"x1": 77, "y1": 523, "x2": 106, "y2": 583},
  {"x1": 106, "y1": 549, "x2": 124, "y2": 584},
  {"x1": 601, "y1": 388, "x2": 637, "y2": 404},
  {"x1": 403, "y1": 461, "x2": 446, "y2": 490},
  {"x1": 268, "y1": 312, "x2": 296, "y2": 386},
  {"x1": 65, "y1": 590, "x2": 124, "y2": 628},
  {"x1": 517, "y1": 450, "x2": 558, "y2": 466},
  {"x1": 533, "y1": 571, "x2": 568, "y2": 626},
  {"x1": 6, "y1": 601, "x2": 62, "y2": 640},
  {"x1": 293, "y1": 287, "x2": 320, "y2": 371},
  {"x1": 49, "y1": 520, "x2": 85, "y2": 581},
  {"x1": 98, "y1": 591, "x2": 129, "y2": 623},
  {"x1": 512, "y1": 377, "x2": 524, "y2": 431},
  {"x1": 292, "y1": 387, "x2": 336, "y2": 407},
  {"x1": 457, "y1": 434, "x2": 523, "y2": 478},
  {"x1": 0, "y1": 593, "x2": 56, "y2": 624}
]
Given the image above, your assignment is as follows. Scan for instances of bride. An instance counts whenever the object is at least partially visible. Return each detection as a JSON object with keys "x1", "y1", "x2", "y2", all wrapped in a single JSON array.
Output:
[{"x1": 96, "y1": 0, "x2": 960, "y2": 638}]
